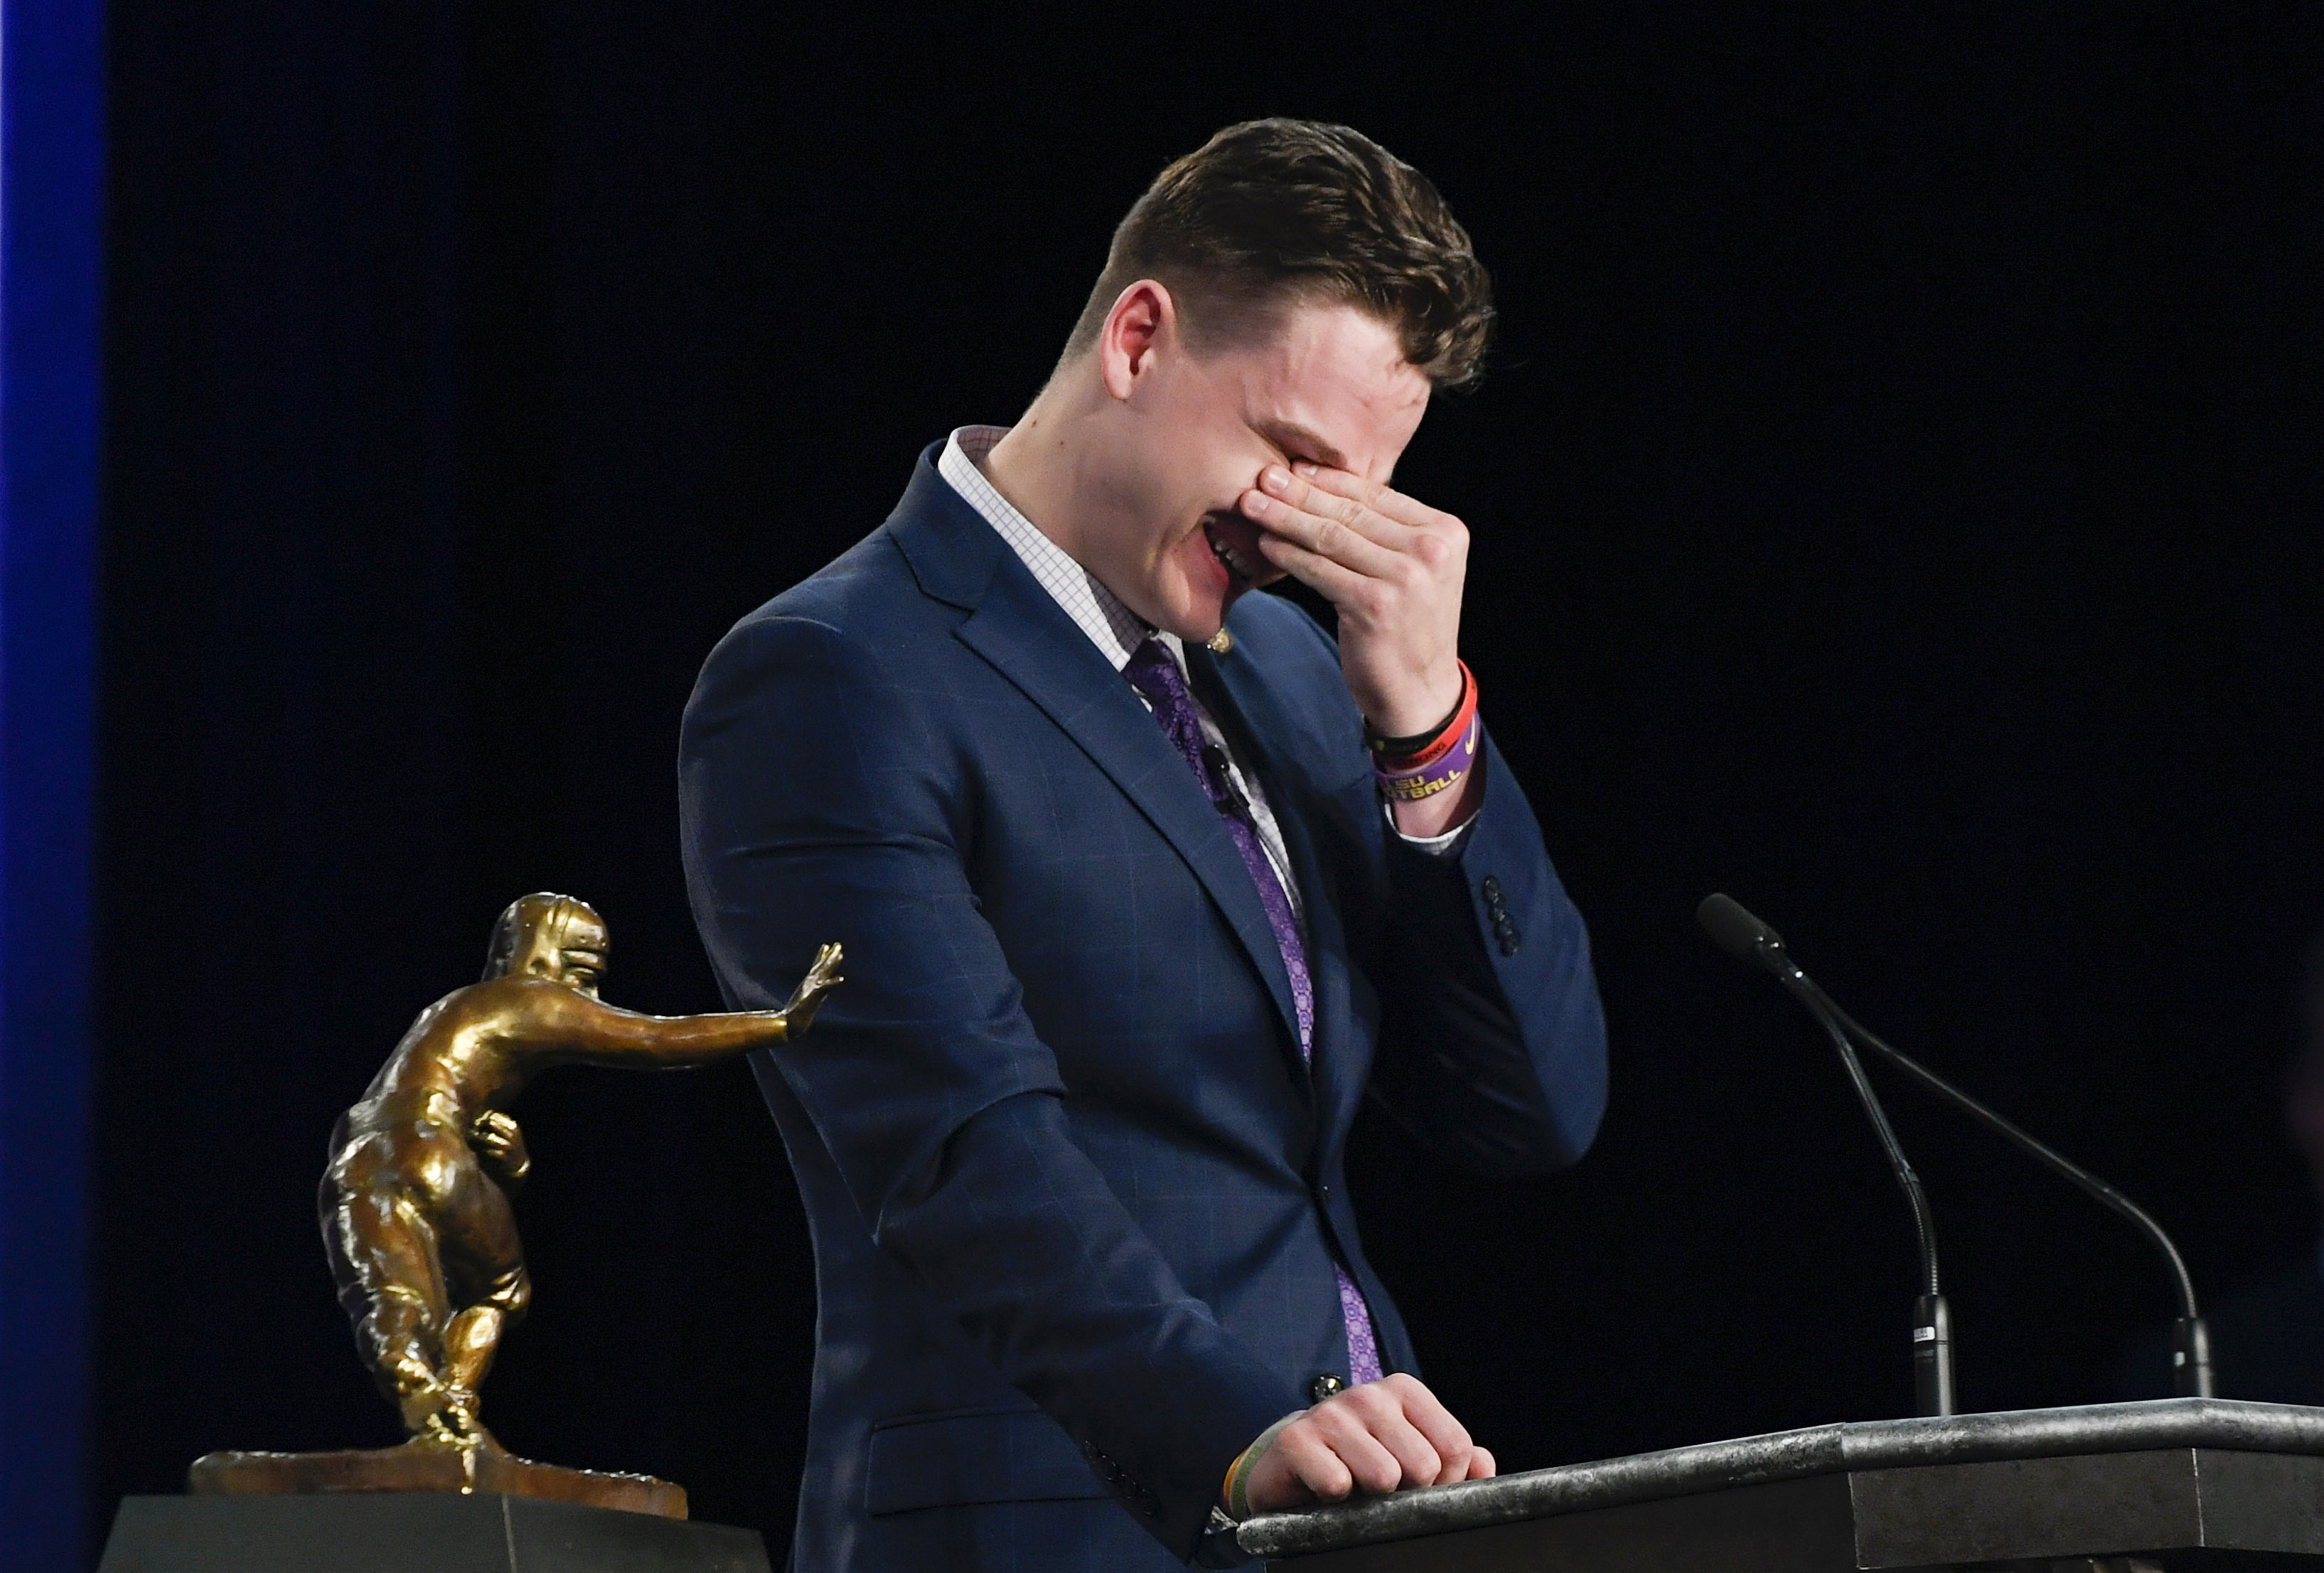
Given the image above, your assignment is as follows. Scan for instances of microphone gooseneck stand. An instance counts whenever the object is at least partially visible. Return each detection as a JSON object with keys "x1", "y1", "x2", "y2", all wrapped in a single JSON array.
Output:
[
  {"x1": 1696, "y1": 895, "x2": 1954, "y2": 1416},
  {"x1": 1799, "y1": 978, "x2": 2215, "y2": 1397},
  {"x1": 1698, "y1": 892, "x2": 2215, "y2": 1409}
]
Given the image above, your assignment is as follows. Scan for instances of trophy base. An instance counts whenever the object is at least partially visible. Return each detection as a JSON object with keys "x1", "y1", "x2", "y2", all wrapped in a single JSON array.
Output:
[
  {"x1": 100, "y1": 1492, "x2": 768, "y2": 1573},
  {"x1": 188, "y1": 1439, "x2": 687, "y2": 1519}
]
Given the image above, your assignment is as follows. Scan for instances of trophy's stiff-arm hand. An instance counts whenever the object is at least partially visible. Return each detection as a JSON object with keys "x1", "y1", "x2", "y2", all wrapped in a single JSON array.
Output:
[
  {"x1": 537, "y1": 944, "x2": 844, "y2": 1069},
  {"x1": 778, "y1": 942, "x2": 845, "y2": 1034}
]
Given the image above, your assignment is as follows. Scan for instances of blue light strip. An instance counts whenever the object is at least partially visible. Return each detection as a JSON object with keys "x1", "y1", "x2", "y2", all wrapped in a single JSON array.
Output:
[{"x1": 0, "y1": 0, "x2": 104, "y2": 1564}]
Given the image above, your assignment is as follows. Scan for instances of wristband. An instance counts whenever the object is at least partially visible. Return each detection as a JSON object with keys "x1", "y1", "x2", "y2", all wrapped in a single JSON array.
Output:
[
  {"x1": 1374, "y1": 709, "x2": 1480, "y2": 801},
  {"x1": 1221, "y1": 1410, "x2": 1302, "y2": 1521},
  {"x1": 1371, "y1": 663, "x2": 1479, "y2": 802},
  {"x1": 1364, "y1": 661, "x2": 1475, "y2": 763}
]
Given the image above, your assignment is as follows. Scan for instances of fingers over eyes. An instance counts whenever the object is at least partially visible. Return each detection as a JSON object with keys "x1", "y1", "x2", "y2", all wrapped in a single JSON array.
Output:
[
  {"x1": 1251, "y1": 531, "x2": 1372, "y2": 606},
  {"x1": 1243, "y1": 489, "x2": 1404, "y2": 577},
  {"x1": 1291, "y1": 462, "x2": 1448, "y2": 533}
]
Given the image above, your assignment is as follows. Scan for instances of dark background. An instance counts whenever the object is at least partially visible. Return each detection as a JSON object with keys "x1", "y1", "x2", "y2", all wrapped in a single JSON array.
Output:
[{"x1": 92, "y1": 1, "x2": 2320, "y2": 1557}]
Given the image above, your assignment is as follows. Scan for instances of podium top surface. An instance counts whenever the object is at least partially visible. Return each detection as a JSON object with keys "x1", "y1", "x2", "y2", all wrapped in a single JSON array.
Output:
[{"x1": 1236, "y1": 1397, "x2": 2324, "y2": 1559}]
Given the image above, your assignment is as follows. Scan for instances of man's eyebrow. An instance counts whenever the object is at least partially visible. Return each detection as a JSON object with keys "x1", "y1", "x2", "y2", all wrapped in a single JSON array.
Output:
[{"x1": 1252, "y1": 419, "x2": 1347, "y2": 471}]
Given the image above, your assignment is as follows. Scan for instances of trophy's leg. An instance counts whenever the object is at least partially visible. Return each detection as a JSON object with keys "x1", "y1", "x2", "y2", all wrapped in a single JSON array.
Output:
[
  {"x1": 432, "y1": 1161, "x2": 532, "y2": 1444},
  {"x1": 324, "y1": 1181, "x2": 455, "y2": 1409}
]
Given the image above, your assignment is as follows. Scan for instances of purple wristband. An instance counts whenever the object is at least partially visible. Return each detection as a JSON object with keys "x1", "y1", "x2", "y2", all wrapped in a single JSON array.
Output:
[{"x1": 1375, "y1": 710, "x2": 1479, "y2": 801}]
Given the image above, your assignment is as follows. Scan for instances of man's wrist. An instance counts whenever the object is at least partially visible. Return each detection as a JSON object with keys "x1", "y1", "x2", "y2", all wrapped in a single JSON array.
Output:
[
  {"x1": 1220, "y1": 1410, "x2": 1303, "y2": 1520},
  {"x1": 1369, "y1": 661, "x2": 1479, "y2": 805},
  {"x1": 1386, "y1": 794, "x2": 1478, "y2": 851},
  {"x1": 1362, "y1": 663, "x2": 1469, "y2": 755}
]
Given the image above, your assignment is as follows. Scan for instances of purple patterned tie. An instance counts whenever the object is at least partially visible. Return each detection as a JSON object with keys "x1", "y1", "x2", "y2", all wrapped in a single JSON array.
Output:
[{"x1": 1122, "y1": 638, "x2": 1382, "y2": 1386}]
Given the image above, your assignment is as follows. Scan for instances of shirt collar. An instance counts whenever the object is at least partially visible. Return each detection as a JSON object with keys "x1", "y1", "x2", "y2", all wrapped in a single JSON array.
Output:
[{"x1": 938, "y1": 426, "x2": 1183, "y2": 675}]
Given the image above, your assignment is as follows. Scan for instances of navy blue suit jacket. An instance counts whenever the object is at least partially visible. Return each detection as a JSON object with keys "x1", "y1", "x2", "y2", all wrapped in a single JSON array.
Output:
[{"x1": 678, "y1": 447, "x2": 1607, "y2": 1570}]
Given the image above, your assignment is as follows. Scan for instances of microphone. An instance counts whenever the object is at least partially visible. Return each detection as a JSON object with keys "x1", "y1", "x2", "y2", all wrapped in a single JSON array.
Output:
[
  {"x1": 1696, "y1": 895, "x2": 1954, "y2": 1416},
  {"x1": 1698, "y1": 894, "x2": 2215, "y2": 1403}
]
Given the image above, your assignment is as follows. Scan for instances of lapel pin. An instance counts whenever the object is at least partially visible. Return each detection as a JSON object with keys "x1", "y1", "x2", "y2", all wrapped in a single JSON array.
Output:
[{"x1": 1207, "y1": 629, "x2": 1234, "y2": 656}]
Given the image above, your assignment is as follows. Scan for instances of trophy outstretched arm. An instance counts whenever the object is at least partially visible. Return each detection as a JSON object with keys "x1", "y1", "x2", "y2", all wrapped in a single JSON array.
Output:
[{"x1": 542, "y1": 941, "x2": 843, "y2": 1070}]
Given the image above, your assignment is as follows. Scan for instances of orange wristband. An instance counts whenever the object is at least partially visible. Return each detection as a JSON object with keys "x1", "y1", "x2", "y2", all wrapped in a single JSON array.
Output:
[{"x1": 1366, "y1": 662, "x2": 1477, "y2": 770}]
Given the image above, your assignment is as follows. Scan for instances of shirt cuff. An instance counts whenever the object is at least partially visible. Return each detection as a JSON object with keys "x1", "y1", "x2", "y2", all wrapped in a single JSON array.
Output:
[{"x1": 1382, "y1": 799, "x2": 1477, "y2": 856}]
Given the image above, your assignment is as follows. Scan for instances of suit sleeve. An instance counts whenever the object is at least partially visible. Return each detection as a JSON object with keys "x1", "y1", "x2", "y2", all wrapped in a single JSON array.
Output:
[
  {"x1": 680, "y1": 612, "x2": 1300, "y2": 1559},
  {"x1": 1366, "y1": 729, "x2": 1610, "y2": 1178}
]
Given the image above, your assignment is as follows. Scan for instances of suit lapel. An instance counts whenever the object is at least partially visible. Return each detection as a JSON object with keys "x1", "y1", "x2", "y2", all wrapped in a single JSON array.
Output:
[{"x1": 888, "y1": 461, "x2": 1305, "y2": 1057}]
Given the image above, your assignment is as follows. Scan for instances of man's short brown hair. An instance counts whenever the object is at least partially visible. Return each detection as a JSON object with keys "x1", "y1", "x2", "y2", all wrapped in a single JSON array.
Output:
[{"x1": 1062, "y1": 119, "x2": 1494, "y2": 391}]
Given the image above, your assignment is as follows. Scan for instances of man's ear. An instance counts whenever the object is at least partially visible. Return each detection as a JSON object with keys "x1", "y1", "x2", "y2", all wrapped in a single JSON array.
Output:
[{"x1": 1098, "y1": 279, "x2": 1174, "y2": 401}]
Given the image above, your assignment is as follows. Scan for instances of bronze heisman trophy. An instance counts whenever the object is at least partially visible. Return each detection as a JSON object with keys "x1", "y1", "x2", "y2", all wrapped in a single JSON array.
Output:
[{"x1": 189, "y1": 893, "x2": 840, "y2": 1517}]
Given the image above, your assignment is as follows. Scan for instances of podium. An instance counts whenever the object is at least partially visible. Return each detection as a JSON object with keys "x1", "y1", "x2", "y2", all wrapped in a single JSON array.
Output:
[{"x1": 1237, "y1": 1398, "x2": 2324, "y2": 1571}]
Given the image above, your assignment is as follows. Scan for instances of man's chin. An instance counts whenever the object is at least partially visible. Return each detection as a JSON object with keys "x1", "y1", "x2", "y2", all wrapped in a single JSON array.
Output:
[
  {"x1": 1151, "y1": 609, "x2": 1226, "y2": 645},
  {"x1": 1182, "y1": 577, "x2": 1270, "y2": 643},
  {"x1": 1219, "y1": 576, "x2": 1263, "y2": 619}
]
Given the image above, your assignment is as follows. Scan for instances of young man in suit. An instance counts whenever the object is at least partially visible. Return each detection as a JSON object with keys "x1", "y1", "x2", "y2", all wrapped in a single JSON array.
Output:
[{"x1": 680, "y1": 119, "x2": 1608, "y2": 1569}]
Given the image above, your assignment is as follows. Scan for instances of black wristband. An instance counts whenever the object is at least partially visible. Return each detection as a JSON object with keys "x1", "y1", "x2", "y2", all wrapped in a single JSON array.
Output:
[{"x1": 1364, "y1": 668, "x2": 1472, "y2": 757}]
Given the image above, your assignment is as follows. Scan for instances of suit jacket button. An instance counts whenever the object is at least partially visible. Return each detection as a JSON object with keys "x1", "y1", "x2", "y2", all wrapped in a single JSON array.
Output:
[
  {"x1": 1310, "y1": 1374, "x2": 1346, "y2": 1404},
  {"x1": 1482, "y1": 875, "x2": 1503, "y2": 902}
]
